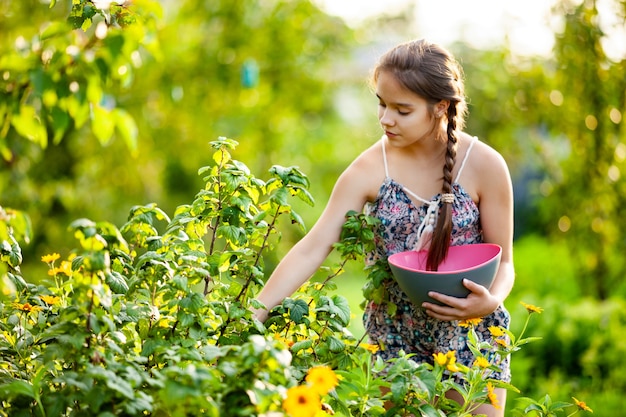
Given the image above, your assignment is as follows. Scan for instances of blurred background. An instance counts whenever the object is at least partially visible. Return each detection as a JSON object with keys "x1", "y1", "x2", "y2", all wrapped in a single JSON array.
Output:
[{"x1": 1, "y1": 0, "x2": 625, "y2": 414}]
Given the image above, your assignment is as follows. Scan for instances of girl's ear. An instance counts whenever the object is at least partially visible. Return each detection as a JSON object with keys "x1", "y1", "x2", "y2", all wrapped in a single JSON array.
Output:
[{"x1": 435, "y1": 100, "x2": 450, "y2": 117}]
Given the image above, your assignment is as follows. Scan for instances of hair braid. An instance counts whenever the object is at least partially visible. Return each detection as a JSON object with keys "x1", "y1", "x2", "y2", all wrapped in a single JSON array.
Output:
[
  {"x1": 426, "y1": 106, "x2": 458, "y2": 271},
  {"x1": 373, "y1": 39, "x2": 467, "y2": 270}
]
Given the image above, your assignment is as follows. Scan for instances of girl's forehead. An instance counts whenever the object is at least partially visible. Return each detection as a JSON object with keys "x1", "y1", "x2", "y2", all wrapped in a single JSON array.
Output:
[{"x1": 376, "y1": 73, "x2": 425, "y2": 105}]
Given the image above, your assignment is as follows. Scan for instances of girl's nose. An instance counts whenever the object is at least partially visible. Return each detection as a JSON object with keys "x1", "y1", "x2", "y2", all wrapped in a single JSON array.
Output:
[{"x1": 379, "y1": 108, "x2": 395, "y2": 127}]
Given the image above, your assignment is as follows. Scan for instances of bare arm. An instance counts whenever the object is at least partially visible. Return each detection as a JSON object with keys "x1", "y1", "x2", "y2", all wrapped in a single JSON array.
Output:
[
  {"x1": 423, "y1": 144, "x2": 515, "y2": 320},
  {"x1": 254, "y1": 154, "x2": 377, "y2": 322}
]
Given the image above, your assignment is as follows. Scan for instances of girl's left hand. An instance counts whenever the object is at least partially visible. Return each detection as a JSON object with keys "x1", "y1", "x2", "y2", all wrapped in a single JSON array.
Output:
[{"x1": 421, "y1": 279, "x2": 499, "y2": 321}]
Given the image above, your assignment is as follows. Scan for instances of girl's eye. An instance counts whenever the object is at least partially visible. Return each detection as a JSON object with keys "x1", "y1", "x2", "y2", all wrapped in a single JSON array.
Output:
[
  {"x1": 378, "y1": 102, "x2": 386, "y2": 108},
  {"x1": 398, "y1": 110, "x2": 409, "y2": 116}
]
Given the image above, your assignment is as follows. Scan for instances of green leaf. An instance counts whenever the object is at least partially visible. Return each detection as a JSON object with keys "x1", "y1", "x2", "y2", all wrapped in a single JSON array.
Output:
[
  {"x1": 217, "y1": 225, "x2": 246, "y2": 246},
  {"x1": 418, "y1": 404, "x2": 446, "y2": 417},
  {"x1": 212, "y1": 147, "x2": 231, "y2": 165},
  {"x1": 289, "y1": 210, "x2": 306, "y2": 231},
  {"x1": 290, "y1": 185, "x2": 314, "y2": 206},
  {"x1": 66, "y1": 94, "x2": 90, "y2": 128},
  {"x1": 11, "y1": 105, "x2": 47, "y2": 147},
  {"x1": 291, "y1": 339, "x2": 314, "y2": 353},
  {"x1": 549, "y1": 401, "x2": 574, "y2": 411},
  {"x1": 270, "y1": 187, "x2": 289, "y2": 206},
  {"x1": 0, "y1": 379, "x2": 35, "y2": 399},
  {"x1": 328, "y1": 295, "x2": 350, "y2": 325},
  {"x1": 40, "y1": 21, "x2": 69, "y2": 40},
  {"x1": 284, "y1": 298, "x2": 309, "y2": 323},
  {"x1": 524, "y1": 403, "x2": 546, "y2": 413},
  {"x1": 90, "y1": 367, "x2": 134, "y2": 399},
  {"x1": 50, "y1": 106, "x2": 70, "y2": 144},
  {"x1": 228, "y1": 302, "x2": 247, "y2": 319},
  {"x1": 92, "y1": 105, "x2": 115, "y2": 145},
  {"x1": 7, "y1": 272, "x2": 28, "y2": 291},
  {"x1": 113, "y1": 108, "x2": 138, "y2": 155},
  {"x1": 104, "y1": 270, "x2": 129, "y2": 294},
  {"x1": 327, "y1": 335, "x2": 345, "y2": 353},
  {"x1": 69, "y1": 218, "x2": 97, "y2": 233}
]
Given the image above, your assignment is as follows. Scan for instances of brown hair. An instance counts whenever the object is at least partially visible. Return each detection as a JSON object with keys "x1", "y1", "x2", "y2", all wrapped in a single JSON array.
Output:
[{"x1": 373, "y1": 39, "x2": 468, "y2": 270}]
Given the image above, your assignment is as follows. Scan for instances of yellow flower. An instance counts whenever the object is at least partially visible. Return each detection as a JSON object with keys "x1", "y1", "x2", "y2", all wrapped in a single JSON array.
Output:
[
  {"x1": 486, "y1": 382, "x2": 501, "y2": 409},
  {"x1": 520, "y1": 301, "x2": 543, "y2": 314},
  {"x1": 157, "y1": 318, "x2": 172, "y2": 328},
  {"x1": 59, "y1": 261, "x2": 73, "y2": 276},
  {"x1": 488, "y1": 326, "x2": 505, "y2": 337},
  {"x1": 447, "y1": 362, "x2": 460, "y2": 372},
  {"x1": 433, "y1": 351, "x2": 460, "y2": 372},
  {"x1": 473, "y1": 357, "x2": 490, "y2": 368},
  {"x1": 41, "y1": 253, "x2": 61, "y2": 264},
  {"x1": 572, "y1": 397, "x2": 593, "y2": 413},
  {"x1": 459, "y1": 317, "x2": 482, "y2": 328},
  {"x1": 273, "y1": 334, "x2": 295, "y2": 348},
  {"x1": 359, "y1": 342, "x2": 380, "y2": 353},
  {"x1": 283, "y1": 385, "x2": 321, "y2": 417},
  {"x1": 433, "y1": 352, "x2": 448, "y2": 366},
  {"x1": 445, "y1": 350, "x2": 460, "y2": 372},
  {"x1": 306, "y1": 366, "x2": 339, "y2": 395},
  {"x1": 494, "y1": 338, "x2": 509, "y2": 348},
  {"x1": 12, "y1": 302, "x2": 42, "y2": 313},
  {"x1": 40, "y1": 295, "x2": 60, "y2": 305}
]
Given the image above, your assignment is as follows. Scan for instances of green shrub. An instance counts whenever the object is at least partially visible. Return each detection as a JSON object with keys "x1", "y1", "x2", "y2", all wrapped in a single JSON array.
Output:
[{"x1": 1, "y1": 138, "x2": 591, "y2": 416}]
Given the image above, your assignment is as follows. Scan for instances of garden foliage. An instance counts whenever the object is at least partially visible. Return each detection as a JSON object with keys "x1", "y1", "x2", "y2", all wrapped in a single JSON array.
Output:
[{"x1": 0, "y1": 138, "x2": 592, "y2": 416}]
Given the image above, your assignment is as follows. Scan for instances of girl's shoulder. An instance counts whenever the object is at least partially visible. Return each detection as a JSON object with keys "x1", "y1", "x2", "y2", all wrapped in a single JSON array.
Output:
[
  {"x1": 459, "y1": 133, "x2": 508, "y2": 171},
  {"x1": 339, "y1": 138, "x2": 387, "y2": 201},
  {"x1": 347, "y1": 137, "x2": 385, "y2": 174},
  {"x1": 457, "y1": 133, "x2": 511, "y2": 199}
]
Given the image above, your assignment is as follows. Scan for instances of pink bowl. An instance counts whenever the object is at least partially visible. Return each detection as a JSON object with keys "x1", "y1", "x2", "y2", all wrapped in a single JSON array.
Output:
[{"x1": 387, "y1": 243, "x2": 502, "y2": 306}]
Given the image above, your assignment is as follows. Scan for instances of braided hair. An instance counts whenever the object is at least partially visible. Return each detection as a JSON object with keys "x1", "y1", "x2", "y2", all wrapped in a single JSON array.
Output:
[{"x1": 373, "y1": 39, "x2": 468, "y2": 270}]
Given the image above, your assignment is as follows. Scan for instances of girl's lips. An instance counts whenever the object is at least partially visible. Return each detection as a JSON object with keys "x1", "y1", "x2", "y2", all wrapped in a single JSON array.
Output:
[{"x1": 385, "y1": 131, "x2": 398, "y2": 138}]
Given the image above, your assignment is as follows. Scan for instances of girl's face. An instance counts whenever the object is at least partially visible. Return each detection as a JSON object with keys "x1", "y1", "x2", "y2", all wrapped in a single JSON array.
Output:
[{"x1": 376, "y1": 70, "x2": 442, "y2": 147}]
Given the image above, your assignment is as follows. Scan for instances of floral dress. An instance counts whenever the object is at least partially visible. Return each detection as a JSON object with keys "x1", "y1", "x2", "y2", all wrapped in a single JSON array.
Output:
[{"x1": 362, "y1": 136, "x2": 511, "y2": 382}]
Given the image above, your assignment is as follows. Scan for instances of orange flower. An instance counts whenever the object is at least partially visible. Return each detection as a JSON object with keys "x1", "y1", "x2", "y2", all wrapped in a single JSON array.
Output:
[
  {"x1": 305, "y1": 366, "x2": 338, "y2": 395},
  {"x1": 459, "y1": 317, "x2": 482, "y2": 328},
  {"x1": 41, "y1": 253, "x2": 61, "y2": 264},
  {"x1": 283, "y1": 385, "x2": 321, "y2": 417},
  {"x1": 486, "y1": 382, "x2": 501, "y2": 409},
  {"x1": 572, "y1": 397, "x2": 593, "y2": 413},
  {"x1": 12, "y1": 302, "x2": 42, "y2": 313}
]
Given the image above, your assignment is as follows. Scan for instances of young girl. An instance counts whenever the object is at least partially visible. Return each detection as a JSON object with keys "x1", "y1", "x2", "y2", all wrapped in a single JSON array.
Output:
[{"x1": 255, "y1": 39, "x2": 514, "y2": 416}]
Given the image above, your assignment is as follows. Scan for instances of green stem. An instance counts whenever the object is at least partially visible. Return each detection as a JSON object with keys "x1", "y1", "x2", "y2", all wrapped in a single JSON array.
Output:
[
  {"x1": 514, "y1": 314, "x2": 532, "y2": 347},
  {"x1": 235, "y1": 204, "x2": 282, "y2": 303},
  {"x1": 307, "y1": 259, "x2": 348, "y2": 309}
]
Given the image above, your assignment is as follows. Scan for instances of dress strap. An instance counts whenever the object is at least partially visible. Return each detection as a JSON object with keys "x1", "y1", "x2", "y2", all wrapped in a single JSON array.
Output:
[
  {"x1": 381, "y1": 135, "x2": 390, "y2": 178},
  {"x1": 454, "y1": 136, "x2": 477, "y2": 183}
]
